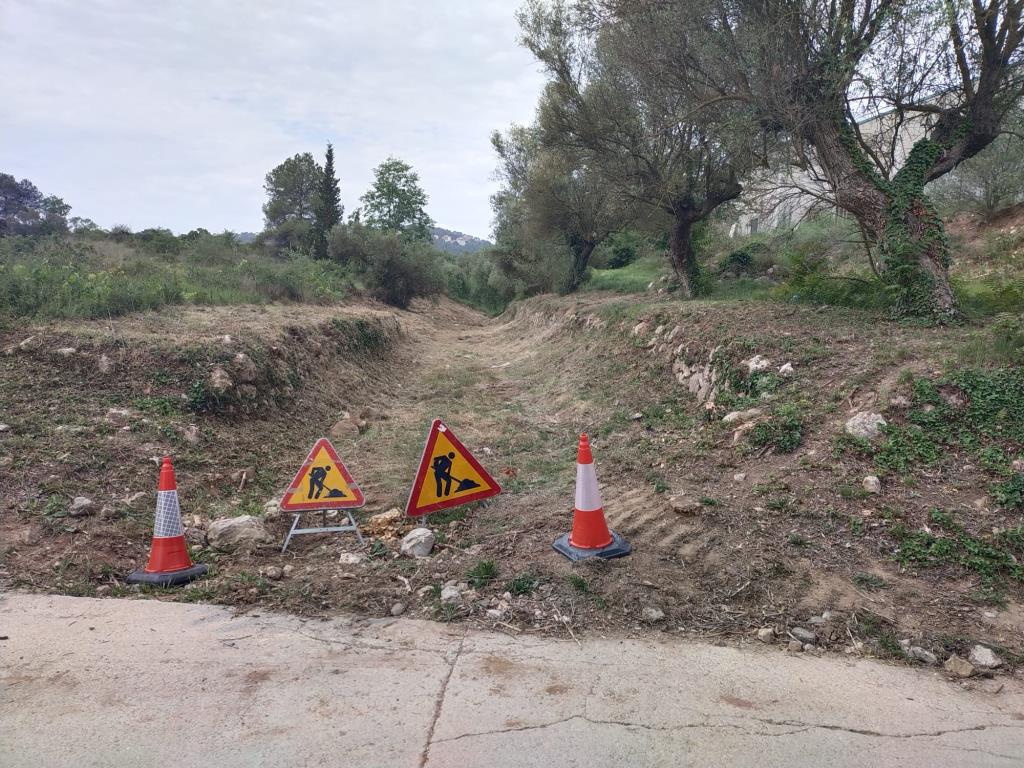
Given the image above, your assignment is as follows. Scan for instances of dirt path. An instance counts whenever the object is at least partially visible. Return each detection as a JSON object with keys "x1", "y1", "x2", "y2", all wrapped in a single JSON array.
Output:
[{"x1": 4, "y1": 593, "x2": 1023, "y2": 768}]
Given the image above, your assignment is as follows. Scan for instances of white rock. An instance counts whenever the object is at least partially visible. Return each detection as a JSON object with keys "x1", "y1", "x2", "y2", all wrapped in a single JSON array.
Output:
[
  {"x1": 1012, "y1": 458, "x2": 1024, "y2": 473},
  {"x1": 862, "y1": 475, "x2": 882, "y2": 494},
  {"x1": 733, "y1": 473, "x2": 747, "y2": 483},
  {"x1": 338, "y1": 551, "x2": 366, "y2": 565},
  {"x1": 788, "y1": 639, "x2": 803, "y2": 652},
  {"x1": 757, "y1": 627, "x2": 775, "y2": 643},
  {"x1": 330, "y1": 418, "x2": 360, "y2": 440},
  {"x1": 845, "y1": 412, "x2": 887, "y2": 440},
  {"x1": 968, "y1": 645, "x2": 1003, "y2": 669},
  {"x1": 908, "y1": 646, "x2": 938, "y2": 665},
  {"x1": 98, "y1": 354, "x2": 114, "y2": 374},
  {"x1": 390, "y1": 602, "x2": 406, "y2": 617},
  {"x1": 206, "y1": 515, "x2": 271, "y2": 551},
  {"x1": 282, "y1": 564, "x2": 296, "y2": 577},
  {"x1": 69, "y1": 496, "x2": 95, "y2": 516},
  {"x1": 122, "y1": 491, "x2": 149, "y2": 509},
  {"x1": 669, "y1": 496, "x2": 701, "y2": 514},
  {"x1": 778, "y1": 362, "x2": 795, "y2": 377},
  {"x1": 486, "y1": 608, "x2": 505, "y2": 620},
  {"x1": 0, "y1": 423, "x2": 10, "y2": 433},
  {"x1": 744, "y1": 355, "x2": 771, "y2": 373},
  {"x1": 263, "y1": 499, "x2": 281, "y2": 518},
  {"x1": 264, "y1": 566, "x2": 283, "y2": 581},
  {"x1": 56, "y1": 347, "x2": 77, "y2": 357},
  {"x1": 642, "y1": 606, "x2": 665, "y2": 623},
  {"x1": 18, "y1": 336, "x2": 37, "y2": 351},
  {"x1": 440, "y1": 585, "x2": 462, "y2": 603},
  {"x1": 722, "y1": 407, "x2": 762, "y2": 424},
  {"x1": 180, "y1": 425, "x2": 200, "y2": 444},
  {"x1": 399, "y1": 528, "x2": 435, "y2": 558}
]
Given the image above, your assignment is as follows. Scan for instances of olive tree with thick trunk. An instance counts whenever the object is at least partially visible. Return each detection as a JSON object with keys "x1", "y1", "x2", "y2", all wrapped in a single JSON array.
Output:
[{"x1": 605, "y1": 0, "x2": 1024, "y2": 319}]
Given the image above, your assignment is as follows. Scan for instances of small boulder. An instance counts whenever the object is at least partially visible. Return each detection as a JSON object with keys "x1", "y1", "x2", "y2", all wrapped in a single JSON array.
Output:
[
  {"x1": 209, "y1": 366, "x2": 233, "y2": 393},
  {"x1": 18, "y1": 336, "x2": 37, "y2": 352},
  {"x1": 282, "y1": 564, "x2": 296, "y2": 578},
  {"x1": 56, "y1": 347, "x2": 77, "y2": 357},
  {"x1": 642, "y1": 606, "x2": 665, "y2": 623},
  {"x1": 329, "y1": 417, "x2": 360, "y2": 441},
  {"x1": 264, "y1": 566, "x2": 283, "y2": 581},
  {"x1": 98, "y1": 353, "x2": 114, "y2": 374},
  {"x1": 0, "y1": 423, "x2": 10, "y2": 433},
  {"x1": 733, "y1": 472, "x2": 747, "y2": 483},
  {"x1": 206, "y1": 515, "x2": 271, "y2": 552},
  {"x1": 669, "y1": 496, "x2": 701, "y2": 514},
  {"x1": 390, "y1": 602, "x2": 406, "y2": 617},
  {"x1": 845, "y1": 412, "x2": 887, "y2": 440},
  {"x1": 338, "y1": 551, "x2": 366, "y2": 565},
  {"x1": 232, "y1": 353, "x2": 258, "y2": 384},
  {"x1": 180, "y1": 425, "x2": 201, "y2": 444},
  {"x1": 757, "y1": 627, "x2": 775, "y2": 643},
  {"x1": 262, "y1": 499, "x2": 281, "y2": 519},
  {"x1": 364, "y1": 508, "x2": 403, "y2": 535},
  {"x1": 399, "y1": 528, "x2": 435, "y2": 558},
  {"x1": 20, "y1": 527, "x2": 41, "y2": 546},
  {"x1": 862, "y1": 475, "x2": 882, "y2": 494},
  {"x1": 440, "y1": 585, "x2": 463, "y2": 603},
  {"x1": 778, "y1": 362, "x2": 795, "y2": 377},
  {"x1": 944, "y1": 654, "x2": 976, "y2": 678},
  {"x1": 790, "y1": 627, "x2": 816, "y2": 644},
  {"x1": 68, "y1": 497, "x2": 95, "y2": 517},
  {"x1": 744, "y1": 355, "x2": 771, "y2": 373},
  {"x1": 787, "y1": 639, "x2": 803, "y2": 652},
  {"x1": 908, "y1": 646, "x2": 938, "y2": 665},
  {"x1": 722, "y1": 407, "x2": 762, "y2": 424},
  {"x1": 968, "y1": 645, "x2": 1003, "y2": 670}
]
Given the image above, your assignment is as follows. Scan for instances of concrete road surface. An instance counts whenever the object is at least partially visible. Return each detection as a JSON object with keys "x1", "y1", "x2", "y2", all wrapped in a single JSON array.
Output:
[{"x1": 2, "y1": 593, "x2": 1023, "y2": 767}]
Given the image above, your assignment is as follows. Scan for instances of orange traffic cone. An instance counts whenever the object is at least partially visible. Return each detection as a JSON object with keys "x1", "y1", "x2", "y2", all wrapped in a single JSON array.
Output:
[
  {"x1": 553, "y1": 434, "x2": 630, "y2": 561},
  {"x1": 127, "y1": 457, "x2": 208, "y2": 586}
]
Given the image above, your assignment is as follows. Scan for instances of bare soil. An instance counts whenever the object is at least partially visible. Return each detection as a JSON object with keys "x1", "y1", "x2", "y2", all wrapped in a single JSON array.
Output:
[{"x1": 1, "y1": 293, "x2": 1021, "y2": 671}]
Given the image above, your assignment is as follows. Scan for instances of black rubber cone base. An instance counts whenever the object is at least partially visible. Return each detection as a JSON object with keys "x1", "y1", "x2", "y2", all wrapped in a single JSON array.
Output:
[
  {"x1": 552, "y1": 530, "x2": 631, "y2": 562},
  {"x1": 126, "y1": 563, "x2": 208, "y2": 587}
]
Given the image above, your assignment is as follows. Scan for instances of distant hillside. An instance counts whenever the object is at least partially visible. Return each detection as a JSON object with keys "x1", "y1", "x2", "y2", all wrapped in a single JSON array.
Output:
[{"x1": 431, "y1": 227, "x2": 491, "y2": 254}]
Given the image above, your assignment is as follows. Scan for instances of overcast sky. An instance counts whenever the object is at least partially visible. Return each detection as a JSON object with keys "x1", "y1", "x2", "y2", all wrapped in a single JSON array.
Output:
[{"x1": 0, "y1": 1, "x2": 545, "y2": 238}]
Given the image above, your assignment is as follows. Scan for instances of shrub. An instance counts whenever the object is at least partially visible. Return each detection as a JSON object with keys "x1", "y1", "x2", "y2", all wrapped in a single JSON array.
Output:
[{"x1": 365, "y1": 234, "x2": 442, "y2": 309}]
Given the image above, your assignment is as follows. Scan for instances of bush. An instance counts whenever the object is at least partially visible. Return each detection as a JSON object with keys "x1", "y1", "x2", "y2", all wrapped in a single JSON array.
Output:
[{"x1": 365, "y1": 234, "x2": 442, "y2": 309}]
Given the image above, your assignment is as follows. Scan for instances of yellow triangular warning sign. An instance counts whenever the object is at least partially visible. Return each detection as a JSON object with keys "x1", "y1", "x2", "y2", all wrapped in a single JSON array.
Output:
[
  {"x1": 406, "y1": 419, "x2": 500, "y2": 517},
  {"x1": 281, "y1": 438, "x2": 365, "y2": 511}
]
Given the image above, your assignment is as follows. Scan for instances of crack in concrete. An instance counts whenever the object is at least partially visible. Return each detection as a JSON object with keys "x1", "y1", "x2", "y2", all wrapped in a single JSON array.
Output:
[
  {"x1": 430, "y1": 714, "x2": 1022, "y2": 746},
  {"x1": 419, "y1": 630, "x2": 467, "y2": 768}
]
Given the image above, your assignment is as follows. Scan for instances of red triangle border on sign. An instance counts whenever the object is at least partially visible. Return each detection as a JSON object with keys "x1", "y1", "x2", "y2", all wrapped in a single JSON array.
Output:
[
  {"x1": 280, "y1": 437, "x2": 366, "y2": 511},
  {"x1": 406, "y1": 419, "x2": 501, "y2": 517}
]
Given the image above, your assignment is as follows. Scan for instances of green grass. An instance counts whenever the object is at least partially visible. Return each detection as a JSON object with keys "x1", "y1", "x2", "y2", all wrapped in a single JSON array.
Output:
[
  {"x1": 584, "y1": 256, "x2": 665, "y2": 294},
  {"x1": 505, "y1": 573, "x2": 539, "y2": 596},
  {"x1": 566, "y1": 573, "x2": 589, "y2": 593},
  {"x1": 749, "y1": 403, "x2": 804, "y2": 453},
  {"x1": 467, "y1": 559, "x2": 498, "y2": 588},
  {"x1": 0, "y1": 234, "x2": 352, "y2": 320}
]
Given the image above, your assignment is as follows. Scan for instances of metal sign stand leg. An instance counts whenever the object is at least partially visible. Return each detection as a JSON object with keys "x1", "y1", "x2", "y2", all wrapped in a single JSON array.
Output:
[{"x1": 281, "y1": 509, "x2": 365, "y2": 553}]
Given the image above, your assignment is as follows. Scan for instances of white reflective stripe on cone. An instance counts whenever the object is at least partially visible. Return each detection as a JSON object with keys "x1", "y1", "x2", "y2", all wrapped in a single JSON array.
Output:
[
  {"x1": 575, "y1": 462, "x2": 603, "y2": 512},
  {"x1": 153, "y1": 490, "x2": 184, "y2": 538}
]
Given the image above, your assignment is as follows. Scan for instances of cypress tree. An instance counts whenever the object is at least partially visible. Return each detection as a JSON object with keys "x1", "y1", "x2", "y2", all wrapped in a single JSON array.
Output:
[{"x1": 312, "y1": 143, "x2": 342, "y2": 259}]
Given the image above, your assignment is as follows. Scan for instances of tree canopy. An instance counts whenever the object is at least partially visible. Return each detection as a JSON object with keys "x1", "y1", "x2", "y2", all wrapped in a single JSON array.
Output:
[{"x1": 360, "y1": 157, "x2": 434, "y2": 242}]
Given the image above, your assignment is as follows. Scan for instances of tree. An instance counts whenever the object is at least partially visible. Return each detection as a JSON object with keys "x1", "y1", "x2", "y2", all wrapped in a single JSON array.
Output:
[
  {"x1": 262, "y1": 152, "x2": 322, "y2": 231},
  {"x1": 360, "y1": 157, "x2": 434, "y2": 242},
  {"x1": 930, "y1": 107, "x2": 1024, "y2": 218},
  {"x1": 520, "y1": 1, "x2": 753, "y2": 297},
  {"x1": 312, "y1": 143, "x2": 343, "y2": 260},
  {"x1": 492, "y1": 123, "x2": 628, "y2": 291},
  {"x1": 603, "y1": 0, "x2": 1024, "y2": 318},
  {"x1": 0, "y1": 173, "x2": 70, "y2": 236}
]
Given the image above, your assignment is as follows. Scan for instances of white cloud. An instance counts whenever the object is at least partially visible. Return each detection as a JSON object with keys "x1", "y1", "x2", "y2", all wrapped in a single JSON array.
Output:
[{"x1": 0, "y1": 0, "x2": 544, "y2": 237}]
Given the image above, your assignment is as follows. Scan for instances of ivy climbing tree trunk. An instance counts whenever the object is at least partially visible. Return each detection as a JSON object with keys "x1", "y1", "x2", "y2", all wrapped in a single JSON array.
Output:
[{"x1": 810, "y1": 121, "x2": 962, "y2": 321}]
